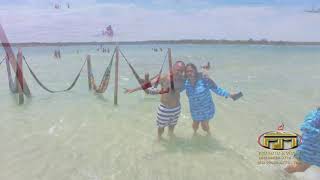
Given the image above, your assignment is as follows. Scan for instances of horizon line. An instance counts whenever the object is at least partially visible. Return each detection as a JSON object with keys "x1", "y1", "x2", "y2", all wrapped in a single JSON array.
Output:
[{"x1": 4, "y1": 39, "x2": 320, "y2": 46}]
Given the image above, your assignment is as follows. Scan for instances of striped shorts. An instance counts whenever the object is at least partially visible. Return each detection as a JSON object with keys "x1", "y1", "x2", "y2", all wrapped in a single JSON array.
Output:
[{"x1": 156, "y1": 103, "x2": 181, "y2": 128}]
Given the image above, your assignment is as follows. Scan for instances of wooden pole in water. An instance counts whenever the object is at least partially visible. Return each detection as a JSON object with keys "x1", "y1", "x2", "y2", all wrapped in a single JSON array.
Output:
[
  {"x1": 114, "y1": 46, "x2": 119, "y2": 105},
  {"x1": 5, "y1": 53, "x2": 16, "y2": 93},
  {"x1": 0, "y1": 24, "x2": 31, "y2": 97},
  {"x1": 86, "y1": 55, "x2": 92, "y2": 90},
  {"x1": 16, "y1": 49, "x2": 24, "y2": 104},
  {"x1": 168, "y1": 48, "x2": 174, "y2": 91}
]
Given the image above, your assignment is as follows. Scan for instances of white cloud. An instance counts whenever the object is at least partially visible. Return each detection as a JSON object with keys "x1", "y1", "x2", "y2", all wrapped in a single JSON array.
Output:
[{"x1": 0, "y1": 2, "x2": 319, "y2": 42}]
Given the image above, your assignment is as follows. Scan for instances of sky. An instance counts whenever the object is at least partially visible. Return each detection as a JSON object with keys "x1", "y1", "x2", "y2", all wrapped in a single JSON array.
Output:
[{"x1": 0, "y1": 0, "x2": 320, "y2": 42}]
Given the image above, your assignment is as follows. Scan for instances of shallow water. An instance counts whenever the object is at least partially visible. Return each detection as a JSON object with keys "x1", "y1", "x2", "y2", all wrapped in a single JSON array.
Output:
[{"x1": 0, "y1": 44, "x2": 319, "y2": 180}]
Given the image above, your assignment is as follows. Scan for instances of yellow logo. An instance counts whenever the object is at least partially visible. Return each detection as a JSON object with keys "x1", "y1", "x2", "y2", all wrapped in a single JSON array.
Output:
[{"x1": 258, "y1": 124, "x2": 302, "y2": 150}]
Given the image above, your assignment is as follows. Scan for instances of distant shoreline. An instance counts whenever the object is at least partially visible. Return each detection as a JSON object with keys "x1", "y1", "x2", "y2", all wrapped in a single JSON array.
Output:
[{"x1": 3, "y1": 39, "x2": 320, "y2": 47}]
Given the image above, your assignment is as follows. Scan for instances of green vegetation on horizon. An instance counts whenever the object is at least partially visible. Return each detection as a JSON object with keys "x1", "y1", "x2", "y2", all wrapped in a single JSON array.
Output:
[{"x1": 4, "y1": 39, "x2": 320, "y2": 47}]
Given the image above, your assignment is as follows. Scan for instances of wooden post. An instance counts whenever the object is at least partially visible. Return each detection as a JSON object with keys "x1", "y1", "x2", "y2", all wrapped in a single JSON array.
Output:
[
  {"x1": 168, "y1": 48, "x2": 174, "y2": 90},
  {"x1": 16, "y1": 49, "x2": 24, "y2": 105},
  {"x1": 86, "y1": 55, "x2": 92, "y2": 90},
  {"x1": 17, "y1": 49, "x2": 24, "y2": 91},
  {"x1": 5, "y1": 53, "x2": 15, "y2": 93},
  {"x1": 114, "y1": 46, "x2": 119, "y2": 105},
  {"x1": 0, "y1": 24, "x2": 31, "y2": 97}
]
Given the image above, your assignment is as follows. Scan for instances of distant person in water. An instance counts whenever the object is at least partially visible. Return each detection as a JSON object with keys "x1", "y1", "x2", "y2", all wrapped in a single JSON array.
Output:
[
  {"x1": 201, "y1": 62, "x2": 211, "y2": 77},
  {"x1": 125, "y1": 61, "x2": 186, "y2": 141},
  {"x1": 285, "y1": 108, "x2": 320, "y2": 173},
  {"x1": 201, "y1": 62, "x2": 210, "y2": 70},
  {"x1": 54, "y1": 50, "x2": 60, "y2": 59},
  {"x1": 181, "y1": 63, "x2": 242, "y2": 136}
]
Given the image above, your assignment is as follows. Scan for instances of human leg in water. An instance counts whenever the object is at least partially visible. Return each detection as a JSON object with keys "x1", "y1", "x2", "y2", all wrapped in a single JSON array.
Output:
[
  {"x1": 201, "y1": 120, "x2": 211, "y2": 136},
  {"x1": 158, "y1": 127, "x2": 165, "y2": 141},
  {"x1": 192, "y1": 121, "x2": 200, "y2": 136},
  {"x1": 168, "y1": 125, "x2": 176, "y2": 139}
]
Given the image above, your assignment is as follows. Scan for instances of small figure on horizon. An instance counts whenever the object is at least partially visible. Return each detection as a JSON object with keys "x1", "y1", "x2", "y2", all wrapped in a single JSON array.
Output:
[
  {"x1": 54, "y1": 3, "x2": 60, "y2": 9},
  {"x1": 53, "y1": 50, "x2": 61, "y2": 59},
  {"x1": 54, "y1": 50, "x2": 57, "y2": 59},
  {"x1": 102, "y1": 25, "x2": 114, "y2": 40},
  {"x1": 57, "y1": 50, "x2": 61, "y2": 59}
]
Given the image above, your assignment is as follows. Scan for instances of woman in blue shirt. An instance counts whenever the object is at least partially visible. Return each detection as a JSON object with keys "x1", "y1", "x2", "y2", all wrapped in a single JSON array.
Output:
[{"x1": 182, "y1": 63, "x2": 242, "y2": 136}]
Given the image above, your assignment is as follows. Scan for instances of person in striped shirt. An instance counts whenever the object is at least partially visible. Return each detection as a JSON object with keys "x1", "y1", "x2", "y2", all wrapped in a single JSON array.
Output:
[{"x1": 181, "y1": 63, "x2": 241, "y2": 136}]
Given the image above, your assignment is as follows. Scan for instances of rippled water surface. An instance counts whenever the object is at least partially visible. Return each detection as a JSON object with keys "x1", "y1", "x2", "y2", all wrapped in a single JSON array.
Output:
[{"x1": 1, "y1": 44, "x2": 320, "y2": 180}]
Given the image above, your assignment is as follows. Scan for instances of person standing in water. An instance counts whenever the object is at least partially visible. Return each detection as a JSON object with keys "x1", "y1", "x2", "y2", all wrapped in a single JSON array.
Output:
[
  {"x1": 54, "y1": 50, "x2": 57, "y2": 59},
  {"x1": 181, "y1": 63, "x2": 242, "y2": 136},
  {"x1": 125, "y1": 61, "x2": 186, "y2": 141},
  {"x1": 285, "y1": 108, "x2": 320, "y2": 173}
]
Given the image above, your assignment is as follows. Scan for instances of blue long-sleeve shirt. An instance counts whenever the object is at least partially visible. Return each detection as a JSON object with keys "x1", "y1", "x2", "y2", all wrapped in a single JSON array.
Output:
[
  {"x1": 181, "y1": 76, "x2": 230, "y2": 121},
  {"x1": 300, "y1": 109, "x2": 320, "y2": 136},
  {"x1": 295, "y1": 109, "x2": 320, "y2": 167}
]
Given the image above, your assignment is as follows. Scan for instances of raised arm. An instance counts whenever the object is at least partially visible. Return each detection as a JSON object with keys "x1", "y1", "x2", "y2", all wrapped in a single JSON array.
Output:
[
  {"x1": 124, "y1": 74, "x2": 161, "y2": 94},
  {"x1": 204, "y1": 77, "x2": 230, "y2": 98},
  {"x1": 145, "y1": 87, "x2": 170, "y2": 95},
  {"x1": 204, "y1": 76, "x2": 243, "y2": 100}
]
